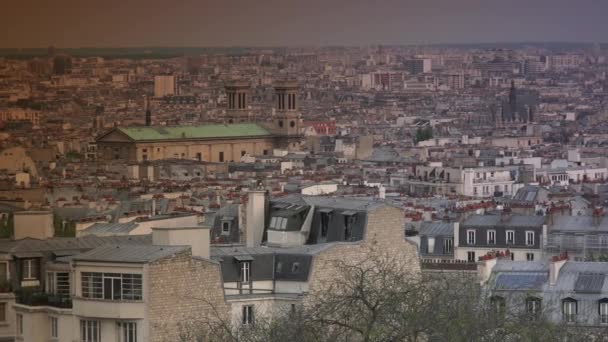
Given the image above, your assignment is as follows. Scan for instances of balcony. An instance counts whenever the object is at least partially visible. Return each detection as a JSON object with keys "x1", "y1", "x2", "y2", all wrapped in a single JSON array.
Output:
[
  {"x1": 73, "y1": 297, "x2": 145, "y2": 319},
  {"x1": 15, "y1": 290, "x2": 72, "y2": 309}
]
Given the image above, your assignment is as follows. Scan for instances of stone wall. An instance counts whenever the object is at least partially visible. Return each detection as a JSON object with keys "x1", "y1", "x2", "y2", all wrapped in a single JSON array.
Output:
[
  {"x1": 307, "y1": 205, "x2": 421, "y2": 297},
  {"x1": 148, "y1": 251, "x2": 229, "y2": 342}
]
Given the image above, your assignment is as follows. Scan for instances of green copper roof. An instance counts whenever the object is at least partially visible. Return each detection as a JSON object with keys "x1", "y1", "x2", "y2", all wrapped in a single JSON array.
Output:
[{"x1": 118, "y1": 124, "x2": 272, "y2": 141}]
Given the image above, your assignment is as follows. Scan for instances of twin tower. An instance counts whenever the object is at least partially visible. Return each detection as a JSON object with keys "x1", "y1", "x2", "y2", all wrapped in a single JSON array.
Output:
[{"x1": 223, "y1": 80, "x2": 301, "y2": 137}]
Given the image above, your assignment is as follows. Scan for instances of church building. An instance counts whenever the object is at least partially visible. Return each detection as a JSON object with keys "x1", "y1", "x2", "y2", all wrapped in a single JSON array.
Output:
[{"x1": 96, "y1": 80, "x2": 303, "y2": 163}]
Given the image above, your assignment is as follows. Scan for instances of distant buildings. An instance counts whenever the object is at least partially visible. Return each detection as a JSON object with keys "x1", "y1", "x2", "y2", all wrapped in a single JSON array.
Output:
[{"x1": 153, "y1": 75, "x2": 178, "y2": 98}]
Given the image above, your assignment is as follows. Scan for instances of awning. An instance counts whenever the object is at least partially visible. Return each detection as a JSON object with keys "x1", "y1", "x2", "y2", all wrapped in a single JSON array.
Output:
[
  {"x1": 318, "y1": 208, "x2": 334, "y2": 214},
  {"x1": 341, "y1": 210, "x2": 357, "y2": 216},
  {"x1": 13, "y1": 252, "x2": 43, "y2": 258},
  {"x1": 234, "y1": 255, "x2": 254, "y2": 262}
]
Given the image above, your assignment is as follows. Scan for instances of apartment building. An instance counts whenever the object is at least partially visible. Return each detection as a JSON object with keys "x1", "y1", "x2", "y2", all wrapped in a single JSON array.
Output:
[{"x1": 13, "y1": 227, "x2": 228, "y2": 342}]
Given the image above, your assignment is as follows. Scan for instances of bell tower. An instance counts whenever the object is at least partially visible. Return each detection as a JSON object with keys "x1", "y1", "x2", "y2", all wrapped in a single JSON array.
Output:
[
  {"x1": 224, "y1": 81, "x2": 251, "y2": 123},
  {"x1": 274, "y1": 80, "x2": 301, "y2": 136}
]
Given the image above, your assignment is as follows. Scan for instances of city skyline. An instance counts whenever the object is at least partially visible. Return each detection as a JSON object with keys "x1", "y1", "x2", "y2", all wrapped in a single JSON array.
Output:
[{"x1": 2, "y1": 0, "x2": 608, "y2": 48}]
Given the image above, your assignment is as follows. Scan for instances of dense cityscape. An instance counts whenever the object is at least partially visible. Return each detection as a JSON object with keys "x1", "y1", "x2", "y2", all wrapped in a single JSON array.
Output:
[{"x1": 2, "y1": 1, "x2": 608, "y2": 341}]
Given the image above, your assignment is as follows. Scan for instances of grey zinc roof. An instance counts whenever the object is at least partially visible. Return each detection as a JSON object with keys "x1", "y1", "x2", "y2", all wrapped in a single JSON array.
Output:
[
  {"x1": 495, "y1": 273, "x2": 548, "y2": 291},
  {"x1": 419, "y1": 222, "x2": 454, "y2": 237},
  {"x1": 574, "y1": 273, "x2": 605, "y2": 293},
  {"x1": 273, "y1": 194, "x2": 389, "y2": 212},
  {"x1": 0, "y1": 235, "x2": 152, "y2": 254},
  {"x1": 550, "y1": 215, "x2": 608, "y2": 232},
  {"x1": 72, "y1": 245, "x2": 189, "y2": 263},
  {"x1": 463, "y1": 214, "x2": 545, "y2": 228},
  {"x1": 82, "y1": 222, "x2": 139, "y2": 235}
]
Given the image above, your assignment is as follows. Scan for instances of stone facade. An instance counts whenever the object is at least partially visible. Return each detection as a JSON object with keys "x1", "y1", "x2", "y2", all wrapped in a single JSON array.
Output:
[
  {"x1": 307, "y1": 205, "x2": 421, "y2": 297},
  {"x1": 148, "y1": 251, "x2": 229, "y2": 342}
]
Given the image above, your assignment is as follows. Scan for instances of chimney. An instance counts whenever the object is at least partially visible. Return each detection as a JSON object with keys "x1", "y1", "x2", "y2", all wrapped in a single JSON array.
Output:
[
  {"x1": 550, "y1": 252, "x2": 568, "y2": 286},
  {"x1": 144, "y1": 95, "x2": 152, "y2": 126},
  {"x1": 245, "y1": 190, "x2": 267, "y2": 247},
  {"x1": 152, "y1": 226, "x2": 211, "y2": 259},
  {"x1": 593, "y1": 206, "x2": 604, "y2": 227}
]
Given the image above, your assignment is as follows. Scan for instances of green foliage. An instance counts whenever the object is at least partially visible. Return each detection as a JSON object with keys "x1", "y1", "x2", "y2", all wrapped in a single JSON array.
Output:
[
  {"x1": 0, "y1": 214, "x2": 13, "y2": 239},
  {"x1": 415, "y1": 127, "x2": 433, "y2": 143}
]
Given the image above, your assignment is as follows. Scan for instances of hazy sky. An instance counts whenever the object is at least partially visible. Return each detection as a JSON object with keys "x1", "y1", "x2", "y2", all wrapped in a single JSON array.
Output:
[{"x1": 2, "y1": 0, "x2": 607, "y2": 48}]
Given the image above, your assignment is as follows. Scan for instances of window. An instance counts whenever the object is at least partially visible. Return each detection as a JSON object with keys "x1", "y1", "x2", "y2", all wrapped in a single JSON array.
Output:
[
  {"x1": 487, "y1": 230, "x2": 496, "y2": 245},
  {"x1": 120, "y1": 322, "x2": 137, "y2": 342},
  {"x1": 50, "y1": 316, "x2": 58, "y2": 339},
  {"x1": 242, "y1": 305, "x2": 254, "y2": 325},
  {"x1": 81, "y1": 273, "x2": 142, "y2": 301},
  {"x1": 0, "y1": 303, "x2": 5, "y2": 322},
  {"x1": 222, "y1": 222, "x2": 231, "y2": 235},
  {"x1": 490, "y1": 296, "x2": 506, "y2": 317},
  {"x1": 196, "y1": 152, "x2": 202, "y2": 161},
  {"x1": 16, "y1": 313, "x2": 23, "y2": 337},
  {"x1": 240, "y1": 262, "x2": 251, "y2": 283},
  {"x1": 80, "y1": 320, "x2": 100, "y2": 342},
  {"x1": 344, "y1": 214, "x2": 356, "y2": 241},
  {"x1": 291, "y1": 262, "x2": 300, "y2": 273},
  {"x1": 467, "y1": 251, "x2": 476, "y2": 262},
  {"x1": 444, "y1": 238, "x2": 453, "y2": 254},
  {"x1": 320, "y1": 212, "x2": 331, "y2": 238},
  {"x1": 46, "y1": 272, "x2": 70, "y2": 296},
  {"x1": 526, "y1": 231, "x2": 535, "y2": 246},
  {"x1": 263, "y1": 149, "x2": 268, "y2": 156},
  {"x1": 0, "y1": 262, "x2": 9, "y2": 282},
  {"x1": 600, "y1": 299, "x2": 608, "y2": 324},
  {"x1": 526, "y1": 297, "x2": 542, "y2": 317},
  {"x1": 506, "y1": 230, "x2": 515, "y2": 245},
  {"x1": 241, "y1": 151, "x2": 246, "y2": 157},
  {"x1": 21, "y1": 258, "x2": 39, "y2": 280},
  {"x1": 467, "y1": 230, "x2": 476, "y2": 245},
  {"x1": 219, "y1": 152, "x2": 224, "y2": 162},
  {"x1": 563, "y1": 298, "x2": 577, "y2": 323},
  {"x1": 270, "y1": 217, "x2": 288, "y2": 230},
  {"x1": 526, "y1": 253, "x2": 535, "y2": 261}
]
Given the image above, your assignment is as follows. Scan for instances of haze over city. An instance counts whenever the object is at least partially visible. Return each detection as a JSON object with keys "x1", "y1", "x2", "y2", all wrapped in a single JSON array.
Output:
[
  {"x1": 2, "y1": 0, "x2": 608, "y2": 47},
  {"x1": 2, "y1": 1, "x2": 608, "y2": 342}
]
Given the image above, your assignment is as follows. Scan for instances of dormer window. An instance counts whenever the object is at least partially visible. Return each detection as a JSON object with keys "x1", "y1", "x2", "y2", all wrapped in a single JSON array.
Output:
[
  {"x1": 599, "y1": 298, "x2": 608, "y2": 324},
  {"x1": 291, "y1": 262, "x2": 300, "y2": 273},
  {"x1": 21, "y1": 259, "x2": 39, "y2": 280},
  {"x1": 241, "y1": 262, "x2": 251, "y2": 283},
  {"x1": 562, "y1": 298, "x2": 577, "y2": 323},
  {"x1": 342, "y1": 211, "x2": 357, "y2": 241},
  {"x1": 319, "y1": 208, "x2": 333, "y2": 239},
  {"x1": 221, "y1": 221, "x2": 231, "y2": 235}
]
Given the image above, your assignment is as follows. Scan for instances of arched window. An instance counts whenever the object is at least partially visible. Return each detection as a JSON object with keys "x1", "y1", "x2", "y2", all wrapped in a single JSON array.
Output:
[
  {"x1": 290, "y1": 121, "x2": 296, "y2": 128},
  {"x1": 562, "y1": 297, "x2": 577, "y2": 323},
  {"x1": 278, "y1": 120, "x2": 284, "y2": 128}
]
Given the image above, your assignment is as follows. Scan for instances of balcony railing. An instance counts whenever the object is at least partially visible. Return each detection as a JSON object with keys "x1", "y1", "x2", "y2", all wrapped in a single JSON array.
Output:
[{"x1": 16, "y1": 291, "x2": 72, "y2": 309}]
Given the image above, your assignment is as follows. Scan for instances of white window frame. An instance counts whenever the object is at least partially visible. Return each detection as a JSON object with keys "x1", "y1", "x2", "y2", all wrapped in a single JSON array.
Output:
[
  {"x1": 526, "y1": 297, "x2": 541, "y2": 316},
  {"x1": 467, "y1": 230, "x2": 476, "y2": 245},
  {"x1": 444, "y1": 238, "x2": 453, "y2": 254},
  {"x1": 50, "y1": 316, "x2": 58, "y2": 339},
  {"x1": 240, "y1": 262, "x2": 251, "y2": 283},
  {"x1": 563, "y1": 299, "x2": 577, "y2": 323},
  {"x1": 119, "y1": 321, "x2": 137, "y2": 342},
  {"x1": 600, "y1": 301, "x2": 608, "y2": 324},
  {"x1": 526, "y1": 253, "x2": 535, "y2": 261},
  {"x1": 487, "y1": 230, "x2": 496, "y2": 245},
  {"x1": 526, "y1": 231, "x2": 535, "y2": 246},
  {"x1": 467, "y1": 251, "x2": 476, "y2": 262},
  {"x1": 80, "y1": 319, "x2": 100, "y2": 342},
  {"x1": 0, "y1": 261, "x2": 9, "y2": 282},
  {"x1": 506, "y1": 230, "x2": 515, "y2": 245},
  {"x1": 22, "y1": 259, "x2": 37, "y2": 280}
]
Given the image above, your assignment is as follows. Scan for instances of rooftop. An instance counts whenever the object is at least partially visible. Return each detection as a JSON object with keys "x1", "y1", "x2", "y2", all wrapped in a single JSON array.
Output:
[{"x1": 115, "y1": 124, "x2": 272, "y2": 141}]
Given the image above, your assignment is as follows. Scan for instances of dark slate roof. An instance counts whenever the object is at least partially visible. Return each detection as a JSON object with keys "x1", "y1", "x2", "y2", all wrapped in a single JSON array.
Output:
[
  {"x1": 495, "y1": 273, "x2": 547, "y2": 291},
  {"x1": 71, "y1": 245, "x2": 189, "y2": 263},
  {"x1": 463, "y1": 214, "x2": 546, "y2": 228}
]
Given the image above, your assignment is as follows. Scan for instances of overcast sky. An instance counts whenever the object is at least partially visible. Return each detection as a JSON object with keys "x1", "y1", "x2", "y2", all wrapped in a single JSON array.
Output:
[{"x1": 2, "y1": 0, "x2": 607, "y2": 48}]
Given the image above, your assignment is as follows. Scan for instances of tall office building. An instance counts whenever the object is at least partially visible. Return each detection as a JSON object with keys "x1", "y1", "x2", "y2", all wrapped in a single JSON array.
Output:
[{"x1": 154, "y1": 75, "x2": 178, "y2": 98}]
